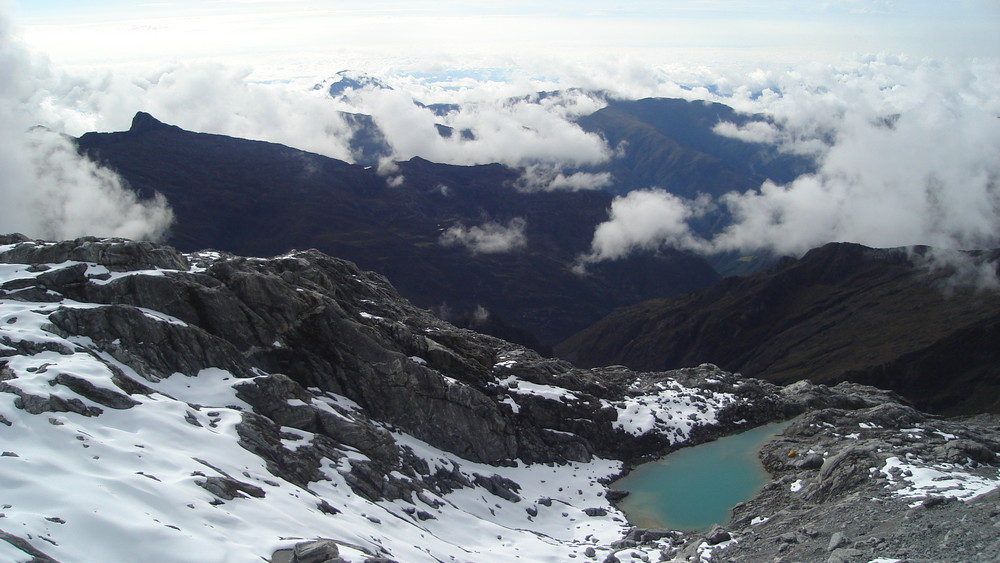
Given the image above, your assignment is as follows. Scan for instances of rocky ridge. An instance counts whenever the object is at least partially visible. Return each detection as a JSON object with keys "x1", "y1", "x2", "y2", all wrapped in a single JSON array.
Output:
[
  {"x1": 557, "y1": 242, "x2": 1000, "y2": 416},
  {"x1": 1, "y1": 234, "x2": 998, "y2": 562}
]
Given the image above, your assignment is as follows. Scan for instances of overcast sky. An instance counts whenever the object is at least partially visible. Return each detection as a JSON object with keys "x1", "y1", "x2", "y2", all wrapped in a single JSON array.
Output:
[
  {"x1": 2, "y1": 0, "x2": 999, "y2": 258},
  {"x1": 10, "y1": 0, "x2": 999, "y2": 78}
]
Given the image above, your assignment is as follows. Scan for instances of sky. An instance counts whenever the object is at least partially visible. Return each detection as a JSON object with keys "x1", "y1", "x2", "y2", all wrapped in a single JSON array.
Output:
[{"x1": 1, "y1": 0, "x2": 999, "y2": 260}]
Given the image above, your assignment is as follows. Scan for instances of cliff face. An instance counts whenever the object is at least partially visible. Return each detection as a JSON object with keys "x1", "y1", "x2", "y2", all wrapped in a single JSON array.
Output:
[{"x1": 557, "y1": 242, "x2": 1000, "y2": 416}]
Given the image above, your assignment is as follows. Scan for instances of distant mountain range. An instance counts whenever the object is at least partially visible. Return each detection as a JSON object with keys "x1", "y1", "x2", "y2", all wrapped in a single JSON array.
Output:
[
  {"x1": 556, "y1": 242, "x2": 1000, "y2": 416},
  {"x1": 74, "y1": 90, "x2": 817, "y2": 348},
  {"x1": 75, "y1": 112, "x2": 722, "y2": 349}
]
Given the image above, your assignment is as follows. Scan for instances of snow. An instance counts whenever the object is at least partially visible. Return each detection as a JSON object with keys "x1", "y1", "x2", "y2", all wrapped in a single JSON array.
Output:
[
  {"x1": 0, "y1": 255, "x2": 650, "y2": 561},
  {"x1": 697, "y1": 537, "x2": 737, "y2": 561},
  {"x1": 497, "y1": 375, "x2": 580, "y2": 402},
  {"x1": 790, "y1": 480, "x2": 803, "y2": 492},
  {"x1": 85, "y1": 264, "x2": 172, "y2": 285},
  {"x1": 604, "y1": 379, "x2": 735, "y2": 439},
  {"x1": 9, "y1": 246, "x2": 997, "y2": 562},
  {"x1": 879, "y1": 456, "x2": 1000, "y2": 506}
]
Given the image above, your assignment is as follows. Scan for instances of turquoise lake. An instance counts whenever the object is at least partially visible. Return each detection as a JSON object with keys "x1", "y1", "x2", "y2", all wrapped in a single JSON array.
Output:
[{"x1": 613, "y1": 420, "x2": 792, "y2": 531}]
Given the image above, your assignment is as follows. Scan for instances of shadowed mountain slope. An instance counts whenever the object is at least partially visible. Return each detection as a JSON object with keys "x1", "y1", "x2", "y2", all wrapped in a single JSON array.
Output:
[
  {"x1": 75, "y1": 112, "x2": 720, "y2": 347},
  {"x1": 556, "y1": 242, "x2": 1000, "y2": 415},
  {"x1": 578, "y1": 97, "x2": 813, "y2": 200}
]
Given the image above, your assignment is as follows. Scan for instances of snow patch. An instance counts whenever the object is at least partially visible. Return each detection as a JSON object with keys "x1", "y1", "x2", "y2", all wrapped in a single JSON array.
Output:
[{"x1": 880, "y1": 456, "x2": 1000, "y2": 506}]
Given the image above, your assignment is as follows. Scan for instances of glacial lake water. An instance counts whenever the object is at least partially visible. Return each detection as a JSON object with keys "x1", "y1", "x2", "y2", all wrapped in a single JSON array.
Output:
[{"x1": 613, "y1": 420, "x2": 792, "y2": 531}]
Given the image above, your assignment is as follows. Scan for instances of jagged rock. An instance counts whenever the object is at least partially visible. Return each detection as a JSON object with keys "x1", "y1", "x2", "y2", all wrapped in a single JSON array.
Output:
[
  {"x1": 0, "y1": 236, "x2": 189, "y2": 272},
  {"x1": 827, "y1": 547, "x2": 864, "y2": 563},
  {"x1": 605, "y1": 490, "x2": 630, "y2": 501},
  {"x1": 0, "y1": 382, "x2": 103, "y2": 417},
  {"x1": 622, "y1": 528, "x2": 678, "y2": 545},
  {"x1": 811, "y1": 446, "x2": 881, "y2": 501},
  {"x1": 473, "y1": 473, "x2": 522, "y2": 503},
  {"x1": 234, "y1": 374, "x2": 399, "y2": 469},
  {"x1": 270, "y1": 539, "x2": 346, "y2": 563},
  {"x1": 50, "y1": 374, "x2": 139, "y2": 409},
  {"x1": 47, "y1": 305, "x2": 253, "y2": 379},
  {"x1": 705, "y1": 526, "x2": 731, "y2": 545},
  {"x1": 828, "y1": 531, "x2": 849, "y2": 551},
  {"x1": 0, "y1": 529, "x2": 60, "y2": 563},
  {"x1": 933, "y1": 439, "x2": 996, "y2": 464},
  {"x1": 196, "y1": 475, "x2": 266, "y2": 500}
]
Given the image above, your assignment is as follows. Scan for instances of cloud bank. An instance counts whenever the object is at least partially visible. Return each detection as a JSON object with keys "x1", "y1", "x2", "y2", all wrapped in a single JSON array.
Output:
[
  {"x1": 6, "y1": 3, "x2": 999, "y2": 260},
  {"x1": 439, "y1": 218, "x2": 528, "y2": 254},
  {"x1": 579, "y1": 56, "x2": 1000, "y2": 265},
  {"x1": 0, "y1": 14, "x2": 173, "y2": 241}
]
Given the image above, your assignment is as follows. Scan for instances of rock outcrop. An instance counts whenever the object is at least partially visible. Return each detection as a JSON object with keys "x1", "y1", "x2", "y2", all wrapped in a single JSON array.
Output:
[{"x1": 0, "y1": 235, "x2": 791, "y2": 468}]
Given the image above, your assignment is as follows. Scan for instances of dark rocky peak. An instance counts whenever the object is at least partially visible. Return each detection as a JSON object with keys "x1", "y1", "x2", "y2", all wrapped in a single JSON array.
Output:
[
  {"x1": 318, "y1": 70, "x2": 393, "y2": 97},
  {"x1": 0, "y1": 234, "x2": 188, "y2": 271},
  {"x1": 130, "y1": 111, "x2": 182, "y2": 134}
]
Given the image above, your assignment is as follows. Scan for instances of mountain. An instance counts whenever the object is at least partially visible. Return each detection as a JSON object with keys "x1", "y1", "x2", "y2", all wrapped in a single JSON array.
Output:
[
  {"x1": 2, "y1": 235, "x2": 997, "y2": 562},
  {"x1": 556, "y1": 242, "x2": 1000, "y2": 416},
  {"x1": 312, "y1": 91, "x2": 815, "y2": 275},
  {"x1": 577, "y1": 97, "x2": 813, "y2": 200},
  {"x1": 75, "y1": 112, "x2": 721, "y2": 349}
]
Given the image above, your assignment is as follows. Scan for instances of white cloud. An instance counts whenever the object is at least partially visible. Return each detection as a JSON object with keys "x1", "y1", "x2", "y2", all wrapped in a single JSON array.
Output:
[
  {"x1": 343, "y1": 86, "x2": 613, "y2": 169},
  {"x1": 910, "y1": 247, "x2": 1000, "y2": 293},
  {"x1": 515, "y1": 165, "x2": 612, "y2": 192},
  {"x1": 439, "y1": 218, "x2": 528, "y2": 254},
  {"x1": 28, "y1": 62, "x2": 357, "y2": 162},
  {"x1": 579, "y1": 56, "x2": 1000, "y2": 264},
  {"x1": 6, "y1": 4, "x2": 1000, "y2": 262},
  {"x1": 575, "y1": 190, "x2": 712, "y2": 270},
  {"x1": 711, "y1": 57, "x2": 1000, "y2": 255},
  {"x1": 0, "y1": 14, "x2": 173, "y2": 241},
  {"x1": 712, "y1": 120, "x2": 780, "y2": 145}
]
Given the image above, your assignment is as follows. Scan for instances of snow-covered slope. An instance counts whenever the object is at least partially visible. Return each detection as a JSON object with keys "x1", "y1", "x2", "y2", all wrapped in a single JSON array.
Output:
[
  {"x1": 5, "y1": 234, "x2": 996, "y2": 563},
  {"x1": 0, "y1": 235, "x2": 782, "y2": 562}
]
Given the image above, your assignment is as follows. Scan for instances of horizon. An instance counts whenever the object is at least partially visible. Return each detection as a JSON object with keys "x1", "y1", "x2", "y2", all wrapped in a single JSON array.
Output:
[{"x1": 11, "y1": 0, "x2": 999, "y2": 78}]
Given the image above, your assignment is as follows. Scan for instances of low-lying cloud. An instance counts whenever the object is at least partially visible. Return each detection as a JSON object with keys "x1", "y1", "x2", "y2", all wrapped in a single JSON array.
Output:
[
  {"x1": 439, "y1": 218, "x2": 528, "y2": 254},
  {"x1": 575, "y1": 190, "x2": 712, "y2": 270},
  {"x1": 515, "y1": 165, "x2": 612, "y2": 192},
  {"x1": 6, "y1": 1, "x2": 999, "y2": 263},
  {"x1": 0, "y1": 15, "x2": 173, "y2": 241},
  {"x1": 578, "y1": 56, "x2": 1000, "y2": 267}
]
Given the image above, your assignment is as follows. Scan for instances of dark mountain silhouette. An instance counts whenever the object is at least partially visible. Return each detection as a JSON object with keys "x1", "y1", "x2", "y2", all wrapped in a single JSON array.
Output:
[
  {"x1": 331, "y1": 92, "x2": 812, "y2": 276},
  {"x1": 556, "y1": 242, "x2": 1000, "y2": 415},
  {"x1": 578, "y1": 97, "x2": 812, "y2": 198},
  {"x1": 76, "y1": 112, "x2": 720, "y2": 349}
]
